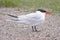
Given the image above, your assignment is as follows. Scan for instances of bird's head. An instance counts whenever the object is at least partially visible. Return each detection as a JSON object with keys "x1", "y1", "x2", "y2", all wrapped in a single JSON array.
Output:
[{"x1": 37, "y1": 9, "x2": 52, "y2": 15}]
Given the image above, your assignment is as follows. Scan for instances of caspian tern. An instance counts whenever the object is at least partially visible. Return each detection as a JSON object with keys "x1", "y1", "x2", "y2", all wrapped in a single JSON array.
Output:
[{"x1": 8, "y1": 9, "x2": 52, "y2": 32}]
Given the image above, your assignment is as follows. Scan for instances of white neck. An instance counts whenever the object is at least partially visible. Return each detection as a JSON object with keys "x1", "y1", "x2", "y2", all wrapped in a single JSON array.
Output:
[
  {"x1": 36, "y1": 11, "x2": 41, "y2": 13},
  {"x1": 36, "y1": 11, "x2": 46, "y2": 20}
]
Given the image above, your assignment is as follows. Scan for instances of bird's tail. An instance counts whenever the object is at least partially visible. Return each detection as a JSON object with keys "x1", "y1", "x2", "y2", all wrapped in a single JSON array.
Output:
[
  {"x1": 8, "y1": 14, "x2": 18, "y2": 18},
  {"x1": 0, "y1": 13, "x2": 17, "y2": 18}
]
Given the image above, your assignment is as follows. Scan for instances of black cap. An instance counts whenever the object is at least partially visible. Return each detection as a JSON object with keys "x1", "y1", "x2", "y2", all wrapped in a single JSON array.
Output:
[{"x1": 37, "y1": 9, "x2": 46, "y2": 12}]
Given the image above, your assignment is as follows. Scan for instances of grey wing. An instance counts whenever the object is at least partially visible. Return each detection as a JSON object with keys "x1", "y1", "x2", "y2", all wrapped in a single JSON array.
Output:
[{"x1": 26, "y1": 15, "x2": 41, "y2": 24}]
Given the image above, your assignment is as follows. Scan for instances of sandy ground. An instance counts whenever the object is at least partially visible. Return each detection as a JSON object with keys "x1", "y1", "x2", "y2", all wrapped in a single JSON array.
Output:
[{"x1": 0, "y1": 8, "x2": 60, "y2": 40}]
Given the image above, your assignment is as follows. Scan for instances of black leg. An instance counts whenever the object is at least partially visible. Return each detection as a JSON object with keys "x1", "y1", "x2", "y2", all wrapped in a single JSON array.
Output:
[
  {"x1": 32, "y1": 26, "x2": 38, "y2": 32},
  {"x1": 32, "y1": 26, "x2": 40, "y2": 32},
  {"x1": 34, "y1": 26, "x2": 38, "y2": 31},
  {"x1": 32, "y1": 26, "x2": 34, "y2": 31}
]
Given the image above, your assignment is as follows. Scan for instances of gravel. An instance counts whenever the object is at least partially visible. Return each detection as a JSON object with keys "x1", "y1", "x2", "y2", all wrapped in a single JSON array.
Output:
[{"x1": 0, "y1": 8, "x2": 60, "y2": 40}]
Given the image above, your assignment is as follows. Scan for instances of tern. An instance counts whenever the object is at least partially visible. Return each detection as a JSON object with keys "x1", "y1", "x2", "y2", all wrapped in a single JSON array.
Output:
[{"x1": 8, "y1": 9, "x2": 52, "y2": 32}]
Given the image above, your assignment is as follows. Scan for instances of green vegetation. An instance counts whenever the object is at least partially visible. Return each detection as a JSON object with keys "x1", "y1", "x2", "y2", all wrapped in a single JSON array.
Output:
[{"x1": 0, "y1": 0, "x2": 60, "y2": 12}]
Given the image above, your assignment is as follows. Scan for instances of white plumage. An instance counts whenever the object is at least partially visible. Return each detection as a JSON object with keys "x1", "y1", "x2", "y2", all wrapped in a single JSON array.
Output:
[
  {"x1": 8, "y1": 9, "x2": 51, "y2": 32},
  {"x1": 15, "y1": 11, "x2": 45, "y2": 25}
]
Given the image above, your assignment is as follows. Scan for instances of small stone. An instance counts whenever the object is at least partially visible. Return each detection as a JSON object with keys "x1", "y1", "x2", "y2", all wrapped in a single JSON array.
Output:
[
  {"x1": 55, "y1": 39, "x2": 57, "y2": 40},
  {"x1": 46, "y1": 34, "x2": 50, "y2": 37}
]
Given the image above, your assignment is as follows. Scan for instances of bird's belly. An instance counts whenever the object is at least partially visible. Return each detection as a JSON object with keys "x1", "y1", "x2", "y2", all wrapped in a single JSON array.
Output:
[{"x1": 26, "y1": 19, "x2": 45, "y2": 25}]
